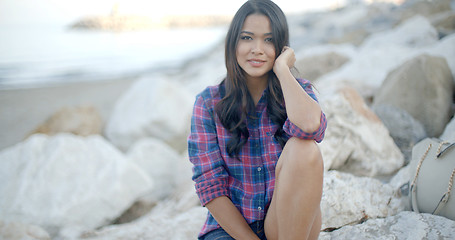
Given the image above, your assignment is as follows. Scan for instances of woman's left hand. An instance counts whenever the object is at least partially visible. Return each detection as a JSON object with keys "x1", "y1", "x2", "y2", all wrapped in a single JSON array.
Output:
[{"x1": 273, "y1": 46, "x2": 296, "y2": 75}]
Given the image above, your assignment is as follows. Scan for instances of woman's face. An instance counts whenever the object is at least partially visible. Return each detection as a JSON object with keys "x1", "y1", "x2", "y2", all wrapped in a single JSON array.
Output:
[{"x1": 236, "y1": 14, "x2": 276, "y2": 83}]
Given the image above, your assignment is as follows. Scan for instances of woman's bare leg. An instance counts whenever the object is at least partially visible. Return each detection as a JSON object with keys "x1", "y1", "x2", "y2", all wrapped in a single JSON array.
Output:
[{"x1": 264, "y1": 137, "x2": 323, "y2": 240}]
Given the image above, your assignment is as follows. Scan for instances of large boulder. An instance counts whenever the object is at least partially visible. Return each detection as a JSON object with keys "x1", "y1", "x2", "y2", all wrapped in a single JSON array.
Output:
[
  {"x1": 372, "y1": 104, "x2": 427, "y2": 162},
  {"x1": 127, "y1": 138, "x2": 193, "y2": 203},
  {"x1": 319, "y1": 211, "x2": 455, "y2": 240},
  {"x1": 321, "y1": 171, "x2": 406, "y2": 231},
  {"x1": 319, "y1": 87, "x2": 404, "y2": 177},
  {"x1": 30, "y1": 105, "x2": 103, "y2": 137},
  {"x1": 114, "y1": 138, "x2": 194, "y2": 224},
  {"x1": 373, "y1": 54, "x2": 454, "y2": 137},
  {"x1": 294, "y1": 52, "x2": 350, "y2": 82},
  {"x1": 0, "y1": 134, "x2": 152, "y2": 237},
  {"x1": 105, "y1": 76, "x2": 193, "y2": 152}
]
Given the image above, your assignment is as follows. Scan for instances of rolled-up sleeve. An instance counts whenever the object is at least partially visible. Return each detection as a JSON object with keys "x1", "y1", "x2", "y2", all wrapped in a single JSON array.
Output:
[
  {"x1": 283, "y1": 79, "x2": 327, "y2": 143},
  {"x1": 188, "y1": 93, "x2": 229, "y2": 206}
]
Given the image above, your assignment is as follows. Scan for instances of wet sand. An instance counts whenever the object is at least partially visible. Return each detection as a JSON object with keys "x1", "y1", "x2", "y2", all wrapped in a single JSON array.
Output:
[{"x1": 0, "y1": 77, "x2": 138, "y2": 150}]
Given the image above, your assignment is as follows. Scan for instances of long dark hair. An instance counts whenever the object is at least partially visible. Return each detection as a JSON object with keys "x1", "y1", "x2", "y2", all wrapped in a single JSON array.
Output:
[{"x1": 216, "y1": 0, "x2": 290, "y2": 158}]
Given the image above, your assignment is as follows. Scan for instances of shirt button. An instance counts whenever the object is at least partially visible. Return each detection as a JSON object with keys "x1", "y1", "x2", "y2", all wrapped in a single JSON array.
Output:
[
  {"x1": 258, "y1": 206, "x2": 262, "y2": 211},
  {"x1": 257, "y1": 167, "x2": 262, "y2": 172}
]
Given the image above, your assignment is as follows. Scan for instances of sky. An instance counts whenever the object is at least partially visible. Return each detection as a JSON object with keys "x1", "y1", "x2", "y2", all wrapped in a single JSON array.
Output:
[{"x1": 0, "y1": 0, "x2": 346, "y2": 26}]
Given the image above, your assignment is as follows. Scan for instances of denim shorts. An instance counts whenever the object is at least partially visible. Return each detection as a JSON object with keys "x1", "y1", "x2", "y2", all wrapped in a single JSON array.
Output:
[{"x1": 200, "y1": 221, "x2": 267, "y2": 240}]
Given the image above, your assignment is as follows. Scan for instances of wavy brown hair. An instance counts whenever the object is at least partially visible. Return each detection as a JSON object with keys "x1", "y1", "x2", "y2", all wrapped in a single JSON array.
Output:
[{"x1": 216, "y1": 0, "x2": 290, "y2": 158}]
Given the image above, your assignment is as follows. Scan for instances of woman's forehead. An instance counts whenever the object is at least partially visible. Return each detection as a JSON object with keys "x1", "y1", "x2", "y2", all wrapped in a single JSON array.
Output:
[{"x1": 241, "y1": 14, "x2": 272, "y2": 34}]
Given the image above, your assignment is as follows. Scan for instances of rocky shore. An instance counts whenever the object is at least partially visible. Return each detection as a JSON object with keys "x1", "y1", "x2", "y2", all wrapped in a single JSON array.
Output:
[{"x1": 1, "y1": 0, "x2": 455, "y2": 239}]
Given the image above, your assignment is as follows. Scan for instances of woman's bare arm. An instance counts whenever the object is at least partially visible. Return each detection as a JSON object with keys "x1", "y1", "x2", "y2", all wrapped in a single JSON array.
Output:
[
  {"x1": 273, "y1": 47, "x2": 322, "y2": 133},
  {"x1": 205, "y1": 196, "x2": 261, "y2": 240}
]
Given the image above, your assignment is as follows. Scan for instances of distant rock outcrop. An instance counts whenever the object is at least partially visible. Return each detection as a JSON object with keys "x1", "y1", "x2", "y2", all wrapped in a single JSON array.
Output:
[{"x1": 70, "y1": 14, "x2": 231, "y2": 31}]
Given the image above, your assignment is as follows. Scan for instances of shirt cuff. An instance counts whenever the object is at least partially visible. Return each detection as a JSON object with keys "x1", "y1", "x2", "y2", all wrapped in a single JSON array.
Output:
[
  {"x1": 283, "y1": 111, "x2": 327, "y2": 143},
  {"x1": 195, "y1": 176, "x2": 229, "y2": 206}
]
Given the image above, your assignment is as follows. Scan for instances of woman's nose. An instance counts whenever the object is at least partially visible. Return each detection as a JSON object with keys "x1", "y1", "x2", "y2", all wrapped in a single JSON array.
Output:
[{"x1": 251, "y1": 40, "x2": 264, "y2": 54}]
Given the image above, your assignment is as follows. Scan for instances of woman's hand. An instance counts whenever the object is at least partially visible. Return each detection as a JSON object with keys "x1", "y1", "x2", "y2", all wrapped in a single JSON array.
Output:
[{"x1": 273, "y1": 46, "x2": 296, "y2": 76}]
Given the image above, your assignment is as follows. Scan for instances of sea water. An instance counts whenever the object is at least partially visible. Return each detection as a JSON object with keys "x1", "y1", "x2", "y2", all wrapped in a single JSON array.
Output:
[{"x1": 0, "y1": 24, "x2": 227, "y2": 88}]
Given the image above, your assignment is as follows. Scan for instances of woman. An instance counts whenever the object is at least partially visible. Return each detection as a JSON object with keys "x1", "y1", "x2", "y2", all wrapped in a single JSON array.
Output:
[{"x1": 188, "y1": 0, "x2": 327, "y2": 239}]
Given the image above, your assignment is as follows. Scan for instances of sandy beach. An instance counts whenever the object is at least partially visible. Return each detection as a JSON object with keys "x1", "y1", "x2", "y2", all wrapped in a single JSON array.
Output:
[{"x1": 0, "y1": 77, "x2": 138, "y2": 150}]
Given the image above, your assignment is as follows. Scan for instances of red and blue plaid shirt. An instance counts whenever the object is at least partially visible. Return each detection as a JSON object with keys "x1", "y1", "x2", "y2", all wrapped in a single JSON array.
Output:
[{"x1": 188, "y1": 78, "x2": 327, "y2": 238}]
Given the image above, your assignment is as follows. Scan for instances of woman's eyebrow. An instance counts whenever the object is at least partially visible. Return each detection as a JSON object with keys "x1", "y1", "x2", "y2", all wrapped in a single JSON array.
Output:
[
  {"x1": 240, "y1": 31, "x2": 254, "y2": 35},
  {"x1": 240, "y1": 31, "x2": 273, "y2": 36}
]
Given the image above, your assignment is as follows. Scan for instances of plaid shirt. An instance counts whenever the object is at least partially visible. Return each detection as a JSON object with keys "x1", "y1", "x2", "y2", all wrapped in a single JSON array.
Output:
[{"x1": 188, "y1": 78, "x2": 327, "y2": 238}]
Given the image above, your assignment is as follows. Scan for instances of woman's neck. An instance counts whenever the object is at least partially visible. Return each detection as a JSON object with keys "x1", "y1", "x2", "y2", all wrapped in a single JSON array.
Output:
[{"x1": 246, "y1": 75, "x2": 268, "y2": 106}]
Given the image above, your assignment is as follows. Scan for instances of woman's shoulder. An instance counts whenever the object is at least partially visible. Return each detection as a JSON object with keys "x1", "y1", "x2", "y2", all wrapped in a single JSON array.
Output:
[{"x1": 195, "y1": 84, "x2": 223, "y2": 109}]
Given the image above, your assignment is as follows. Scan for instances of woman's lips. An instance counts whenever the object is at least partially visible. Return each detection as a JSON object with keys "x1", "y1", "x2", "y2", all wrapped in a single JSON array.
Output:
[{"x1": 248, "y1": 59, "x2": 266, "y2": 67}]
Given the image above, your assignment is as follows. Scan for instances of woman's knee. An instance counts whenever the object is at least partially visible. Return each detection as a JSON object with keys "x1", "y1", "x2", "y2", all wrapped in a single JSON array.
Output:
[{"x1": 280, "y1": 137, "x2": 323, "y2": 172}]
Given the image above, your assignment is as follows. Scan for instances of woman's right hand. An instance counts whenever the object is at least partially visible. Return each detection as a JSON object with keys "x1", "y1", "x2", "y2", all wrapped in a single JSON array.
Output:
[{"x1": 273, "y1": 46, "x2": 296, "y2": 76}]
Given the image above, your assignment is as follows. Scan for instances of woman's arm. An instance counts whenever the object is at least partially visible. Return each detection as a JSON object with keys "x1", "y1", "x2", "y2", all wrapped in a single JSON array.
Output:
[
  {"x1": 189, "y1": 92, "x2": 260, "y2": 239},
  {"x1": 206, "y1": 196, "x2": 261, "y2": 240},
  {"x1": 273, "y1": 47, "x2": 322, "y2": 133}
]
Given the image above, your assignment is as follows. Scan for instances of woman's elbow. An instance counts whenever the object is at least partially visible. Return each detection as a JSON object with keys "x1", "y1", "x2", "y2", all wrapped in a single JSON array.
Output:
[
  {"x1": 292, "y1": 115, "x2": 321, "y2": 133},
  {"x1": 305, "y1": 117, "x2": 322, "y2": 133}
]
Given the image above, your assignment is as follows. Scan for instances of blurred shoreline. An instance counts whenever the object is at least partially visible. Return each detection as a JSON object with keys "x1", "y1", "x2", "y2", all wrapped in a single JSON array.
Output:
[
  {"x1": 0, "y1": 25, "x2": 227, "y2": 89},
  {"x1": 0, "y1": 76, "x2": 138, "y2": 150}
]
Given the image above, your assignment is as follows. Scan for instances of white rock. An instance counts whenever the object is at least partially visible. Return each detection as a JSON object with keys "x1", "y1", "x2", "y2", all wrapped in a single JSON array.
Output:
[
  {"x1": 315, "y1": 16, "x2": 440, "y2": 99},
  {"x1": 0, "y1": 134, "x2": 152, "y2": 236},
  {"x1": 105, "y1": 76, "x2": 193, "y2": 152},
  {"x1": 315, "y1": 5, "x2": 369, "y2": 32},
  {"x1": 80, "y1": 183, "x2": 204, "y2": 240},
  {"x1": 316, "y1": 45, "x2": 419, "y2": 99},
  {"x1": 319, "y1": 87, "x2": 404, "y2": 177},
  {"x1": 321, "y1": 171, "x2": 406, "y2": 231},
  {"x1": 361, "y1": 15, "x2": 439, "y2": 49},
  {"x1": 0, "y1": 221, "x2": 51, "y2": 240},
  {"x1": 319, "y1": 211, "x2": 455, "y2": 240},
  {"x1": 127, "y1": 138, "x2": 193, "y2": 202}
]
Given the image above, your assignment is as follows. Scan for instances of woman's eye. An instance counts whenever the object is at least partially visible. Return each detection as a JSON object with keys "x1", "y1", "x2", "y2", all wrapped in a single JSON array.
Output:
[
  {"x1": 265, "y1": 38, "x2": 273, "y2": 42},
  {"x1": 240, "y1": 35, "x2": 252, "y2": 40}
]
